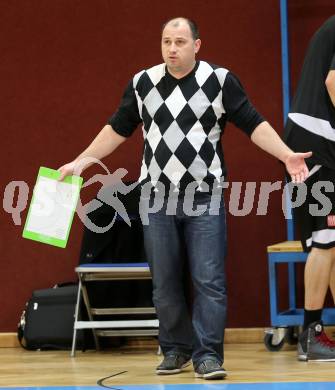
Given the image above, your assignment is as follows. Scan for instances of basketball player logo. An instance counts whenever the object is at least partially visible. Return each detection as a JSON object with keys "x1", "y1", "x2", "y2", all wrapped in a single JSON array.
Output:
[{"x1": 73, "y1": 158, "x2": 137, "y2": 233}]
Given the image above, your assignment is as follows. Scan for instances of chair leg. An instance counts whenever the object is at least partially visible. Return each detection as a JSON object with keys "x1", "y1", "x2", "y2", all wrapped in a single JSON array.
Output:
[
  {"x1": 71, "y1": 280, "x2": 82, "y2": 357},
  {"x1": 81, "y1": 279, "x2": 100, "y2": 351}
]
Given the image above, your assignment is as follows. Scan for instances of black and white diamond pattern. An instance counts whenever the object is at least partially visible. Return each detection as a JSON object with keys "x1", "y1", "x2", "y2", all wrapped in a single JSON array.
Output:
[
  {"x1": 146, "y1": 122, "x2": 161, "y2": 153},
  {"x1": 143, "y1": 87, "x2": 164, "y2": 118},
  {"x1": 147, "y1": 156, "x2": 161, "y2": 182},
  {"x1": 180, "y1": 76, "x2": 200, "y2": 100},
  {"x1": 136, "y1": 72, "x2": 155, "y2": 101},
  {"x1": 133, "y1": 61, "x2": 229, "y2": 189},
  {"x1": 174, "y1": 138, "x2": 197, "y2": 168},
  {"x1": 188, "y1": 88, "x2": 214, "y2": 119},
  {"x1": 202, "y1": 72, "x2": 222, "y2": 103},
  {"x1": 188, "y1": 157, "x2": 208, "y2": 185},
  {"x1": 163, "y1": 155, "x2": 188, "y2": 185},
  {"x1": 176, "y1": 105, "x2": 199, "y2": 135},
  {"x1": 195, "y1": 61, "x2": 216, "y2": 87},
  {"x1": 153, "y1": 104, "x2": 175, "y2": 134},
  {"x1": 165, "y1": 86, "x2": 187, "y2": 118},
  {"x1": 199, "y1": 106, "x2": 218, "y2": 134},
  {"x1": 186, "y1": 123, "x2": 207, "y2": 152},
  {"x1": 162, "y1": 122, "x2": 186, "y2": 152},
  {"x1": 155, "y1": 138, "x2": 173, "y2": 170}
]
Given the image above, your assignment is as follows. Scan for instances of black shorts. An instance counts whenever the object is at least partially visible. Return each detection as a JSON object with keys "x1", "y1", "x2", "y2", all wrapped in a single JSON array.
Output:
[{"x1": 292, "y1": 165, "x2": 335, "y2": 252}]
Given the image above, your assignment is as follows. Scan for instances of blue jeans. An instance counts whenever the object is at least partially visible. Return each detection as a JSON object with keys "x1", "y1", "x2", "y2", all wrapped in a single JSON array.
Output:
[{"x1": 142, "y1": 193, "x2": 227, "y2": 367}]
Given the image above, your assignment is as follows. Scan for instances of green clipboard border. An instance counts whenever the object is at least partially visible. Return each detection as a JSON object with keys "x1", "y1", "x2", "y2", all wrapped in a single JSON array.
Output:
[{"x1": 22, "y1": 166, "x2": 83, "y2": 248}]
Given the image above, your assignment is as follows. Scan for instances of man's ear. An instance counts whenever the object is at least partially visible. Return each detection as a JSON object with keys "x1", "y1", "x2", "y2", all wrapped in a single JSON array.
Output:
[{"x1": 195, "y1": 39, "x2": 201, "y2": 54}]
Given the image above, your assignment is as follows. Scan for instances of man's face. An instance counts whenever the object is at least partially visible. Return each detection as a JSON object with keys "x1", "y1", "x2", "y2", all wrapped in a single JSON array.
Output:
[{"x1": 161, "y1": 20, "x2": 201, "y2": 75}]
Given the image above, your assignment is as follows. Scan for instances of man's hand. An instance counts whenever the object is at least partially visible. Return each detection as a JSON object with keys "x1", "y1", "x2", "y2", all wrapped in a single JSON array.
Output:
[
  {"x1": 285, "y1": 151, "x2": 313, "y2": 183},
  {"x1": 58, "y1": 161, "x2": 77, "y2": 181}
]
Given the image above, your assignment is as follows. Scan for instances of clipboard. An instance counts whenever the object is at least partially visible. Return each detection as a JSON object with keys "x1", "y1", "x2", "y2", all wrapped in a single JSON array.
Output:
[{"x1": 23, "y1": 167, "x2": 83, "y2": 248}]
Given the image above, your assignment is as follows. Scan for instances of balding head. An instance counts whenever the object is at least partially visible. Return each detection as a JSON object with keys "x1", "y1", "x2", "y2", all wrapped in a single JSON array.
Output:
[
  {"x1": 162, "y1": 17, "x2": 199, "y2": 40},
  {"x1": 161, "y1": 16, "x2": 201, "y2": 79}
]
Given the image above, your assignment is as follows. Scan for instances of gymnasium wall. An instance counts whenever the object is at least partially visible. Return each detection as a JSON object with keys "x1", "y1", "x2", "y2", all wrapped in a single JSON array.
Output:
[{"x1": 0, "y1": 0, "x2": 333, "y2": 331}]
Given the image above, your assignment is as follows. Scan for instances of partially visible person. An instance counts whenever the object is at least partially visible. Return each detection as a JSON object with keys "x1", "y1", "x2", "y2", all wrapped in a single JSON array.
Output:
[{"x1": 284, "y1": 15, "x2": 335, "y2": 362}]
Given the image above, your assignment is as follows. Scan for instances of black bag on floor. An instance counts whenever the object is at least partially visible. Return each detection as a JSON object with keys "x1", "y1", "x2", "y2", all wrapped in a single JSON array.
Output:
[{"x1": 18, "y1": 284, "x2": 81, "y2": 350}]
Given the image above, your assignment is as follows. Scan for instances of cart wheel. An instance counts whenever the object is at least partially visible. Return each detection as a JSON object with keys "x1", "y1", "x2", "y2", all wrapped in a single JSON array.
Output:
[
  {"x1": 264, "y1": 332, "x2": 285, "y2": 351},
  {"x1": 285, "y1": 326, "x2": 299, "y2": 345}
]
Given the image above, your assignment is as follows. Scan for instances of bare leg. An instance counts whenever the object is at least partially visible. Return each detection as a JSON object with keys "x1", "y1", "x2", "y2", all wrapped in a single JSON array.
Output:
[
  {"x1": 305, "y1": 247, "x2": 335, "y2": 310},
  {"x1": 298, "y1": 248, "x2": 335, "y2": 362},
  {"x1": 328, "y1": 248, "x2": 335, "y2": 304}
]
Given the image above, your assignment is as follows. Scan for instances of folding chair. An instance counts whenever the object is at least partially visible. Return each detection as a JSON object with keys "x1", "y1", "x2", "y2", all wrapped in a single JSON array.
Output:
[{"x1": 71, "y1": 262, "x2": 159, "y2": 356}]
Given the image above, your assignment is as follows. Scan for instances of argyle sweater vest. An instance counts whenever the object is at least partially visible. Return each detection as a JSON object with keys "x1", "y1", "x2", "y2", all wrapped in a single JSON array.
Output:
[{"x1": 109, "y1": 60, "x2": 264, "y2": 192}]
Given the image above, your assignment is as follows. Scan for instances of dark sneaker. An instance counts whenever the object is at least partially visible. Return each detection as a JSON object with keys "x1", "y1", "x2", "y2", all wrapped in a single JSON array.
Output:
[
  {"x1": 156, "y1": 354, "x2": 191, "y2": 375},
  {"x1": 297, "y1": 330, "x2": 308, "y2": 361},
  {"x1": 297, "y1": 321, "x2": 335, "y2": 362},
  {"x1": 194, "y1": 359, "x2": 227, "y2": 380}
]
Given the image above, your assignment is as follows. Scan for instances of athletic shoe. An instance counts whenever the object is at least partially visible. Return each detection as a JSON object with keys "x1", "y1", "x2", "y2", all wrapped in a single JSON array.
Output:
[
  {"x1": 156, "y1": 354, "x2": 191, "y2": 375},
  {"x1": 297, "y1": 321, "x2": 335, "y2": 361},
  {"x1": 194, "y1": 359, "x2": 227, "y2": 379}
]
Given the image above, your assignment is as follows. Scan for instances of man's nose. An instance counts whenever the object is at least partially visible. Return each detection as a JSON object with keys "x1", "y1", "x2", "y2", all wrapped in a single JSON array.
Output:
[{"x1": 169, "y1": 43, "x2": 177, "y2": 52}]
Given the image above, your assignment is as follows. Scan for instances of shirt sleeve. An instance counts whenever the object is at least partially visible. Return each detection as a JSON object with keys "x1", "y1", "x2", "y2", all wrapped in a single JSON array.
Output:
[
  {"x1": 222, "y1": 72, "x2": 265, "y2": 136},
  {"x1": 107, "y1": 80, "x2": 142, "y2": 137}
]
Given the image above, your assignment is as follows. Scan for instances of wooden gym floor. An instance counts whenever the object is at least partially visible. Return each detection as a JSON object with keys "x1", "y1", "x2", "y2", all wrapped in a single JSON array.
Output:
[{"x1": 1, "y1": 343, "x2": 335, "y2": 389}]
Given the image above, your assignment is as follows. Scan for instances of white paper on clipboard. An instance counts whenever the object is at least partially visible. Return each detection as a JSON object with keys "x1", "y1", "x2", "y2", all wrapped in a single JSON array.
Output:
[{"x1": 23, "y1": 167, "x2": 83, "y2": 248}]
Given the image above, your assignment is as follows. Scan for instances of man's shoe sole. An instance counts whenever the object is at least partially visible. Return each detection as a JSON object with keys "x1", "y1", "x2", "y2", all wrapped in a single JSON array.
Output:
[
  {"x1": 156, "y1": 360, "x2": 191, "y2": 375},
  {"x1": 195, "y1": 370, "x2": 227, "y2": 379}
]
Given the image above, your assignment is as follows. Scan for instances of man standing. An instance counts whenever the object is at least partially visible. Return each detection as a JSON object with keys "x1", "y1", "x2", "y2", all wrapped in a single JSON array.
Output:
[
  {"x1": 284, "y1": 15, "x2": 335, "y2": 362},
  {"x1": 60, "y1": 17, "x2": 310, "y2": 379}
]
